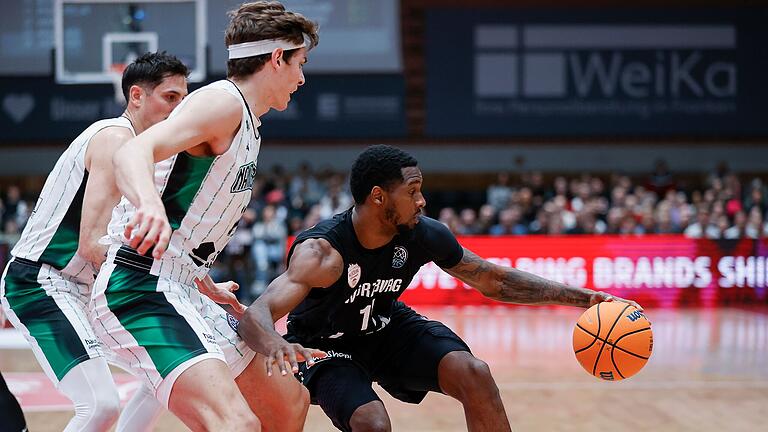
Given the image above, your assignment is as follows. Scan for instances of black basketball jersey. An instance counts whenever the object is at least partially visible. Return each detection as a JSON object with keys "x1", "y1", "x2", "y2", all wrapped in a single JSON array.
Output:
[{"x1": 286, "y1": 207, "x2": 464, "y2": 342}]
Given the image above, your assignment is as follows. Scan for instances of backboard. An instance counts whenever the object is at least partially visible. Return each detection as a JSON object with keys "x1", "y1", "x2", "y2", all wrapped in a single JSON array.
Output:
[{"x1": 54, "y1": 0, "x2": 206, "y2": 84}]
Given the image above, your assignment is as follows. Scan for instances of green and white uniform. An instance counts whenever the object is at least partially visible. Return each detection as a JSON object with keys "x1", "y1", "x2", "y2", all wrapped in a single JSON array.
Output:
[
  {"x1": 0, "y1": 116, "x2": 133, "y2": 385},
  {"x1": 90, "y1": 80, "x2": 259, "y2": 405}
]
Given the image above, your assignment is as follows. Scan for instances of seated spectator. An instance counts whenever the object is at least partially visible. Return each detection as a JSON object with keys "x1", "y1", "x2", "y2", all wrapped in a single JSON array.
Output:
[
  {"x1": 289, "y1": 161, "x2": 325, "y2": 208},
  {"x1": 618, "y1": 214, "x2": 643, "y2": 236},
  {"x1": 1, "y1": 186, "x2": 27, "y2": 230},
  {"x1": 711, "y1": 214, "x2": 730, "y2": 239},
  {"x1": 486, "y1": 172, "x2": 514, "y2": 211},
  {"x1": 724, "y1": 210, "x2": 748, "y2": 239},
  {"x1": 457, "y1": 208, "x2": 481, "y2": 235},
  {"x1": 684, "y1": 207, "x2": 719, "y2": 238},
  {"x1": 528, "y1": 208, "x2": 550, "y2": 235},
  {"x1": 318, "y1": 173, "x2": 353, "y2": 219},
  {"x1": 744, "y1": 179, "x2": 767, "y2": 215},
  {"x1": 475, "y1": 204, "x2": 497, "y2": 235},
  {"x1": 746, "y1": 206, "x2": 766, "y2": 238},
  {"x1": 438, "y1": 207, "x2": 462, "y2": 235},
  {"x1": 545, "y1": 210, "x2": 566, "y2": 235},
  {"x1": 251, "y1": 204, "x2": 288, "y2": 297},
  {"x1": 567, "y1": 211, "x2": 599, "y2": 235},
  {"x1": 606, "y1": 207, "x2": 626, "y2": 234},
  {"x1": 490, "y1": 207, "x2": 528, "y2": 235}
]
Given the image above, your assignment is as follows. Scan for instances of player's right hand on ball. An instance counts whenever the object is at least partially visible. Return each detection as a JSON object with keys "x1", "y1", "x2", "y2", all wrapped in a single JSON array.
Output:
[
  {"x1": 124, "y1": 200, "x2": 172, "y2": 258},
  {"x1": 265, "y1": 342, "x2": 327, "y2": 377}
]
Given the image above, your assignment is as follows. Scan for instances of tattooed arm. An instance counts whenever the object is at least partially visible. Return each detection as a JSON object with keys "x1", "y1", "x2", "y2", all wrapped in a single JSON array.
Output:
[{"x1": 443, "y1": 248, "x2": 641, "y2": 309}]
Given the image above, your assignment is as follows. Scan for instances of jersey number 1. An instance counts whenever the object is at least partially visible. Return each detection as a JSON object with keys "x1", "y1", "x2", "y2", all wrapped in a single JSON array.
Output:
[{"x1": 359, "y1": 299, "x2": 376, "y2": 331}]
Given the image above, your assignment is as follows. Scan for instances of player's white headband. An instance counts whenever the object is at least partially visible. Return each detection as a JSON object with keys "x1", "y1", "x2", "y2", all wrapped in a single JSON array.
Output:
[{"x1": 227, "y1": 33, "x2": 314, "y2": 60}]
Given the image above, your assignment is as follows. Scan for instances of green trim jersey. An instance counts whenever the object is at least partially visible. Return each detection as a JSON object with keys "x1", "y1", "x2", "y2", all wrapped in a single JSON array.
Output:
[
  {"x1": 105, "y1": 80, "x2": 261, "y2": 284},
  {"x1": 12, "y1": 116, "x2": 134, "y2": 283}
]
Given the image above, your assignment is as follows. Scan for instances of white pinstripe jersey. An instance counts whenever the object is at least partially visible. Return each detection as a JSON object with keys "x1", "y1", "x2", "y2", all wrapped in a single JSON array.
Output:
[
  {"x1": 12, "y1": 117, "x2": 134, "y2": 280},
  {"x1": 105, "y1": 80, "x2": 262, "y2": 284}
]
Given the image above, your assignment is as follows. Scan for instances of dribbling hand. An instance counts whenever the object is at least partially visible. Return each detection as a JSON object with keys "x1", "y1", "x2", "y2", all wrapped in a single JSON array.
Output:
[
  {"x1": 124, "y1": 201, "x2": 172, "y2": 259},
  {"x1": 589, "y1": 291, "x2": 643, "y2": 311},
  {"x1": 265, "y1": 341, "x2": 327, "y2": 377}
]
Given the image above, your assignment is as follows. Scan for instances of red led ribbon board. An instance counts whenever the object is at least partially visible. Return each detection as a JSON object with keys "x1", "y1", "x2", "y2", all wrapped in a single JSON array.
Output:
[{"x1": 399, "y1": 236, "x2": 768, "y2": 308}]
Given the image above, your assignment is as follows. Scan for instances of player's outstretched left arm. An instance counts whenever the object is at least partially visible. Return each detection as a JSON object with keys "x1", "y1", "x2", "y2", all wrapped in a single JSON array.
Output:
[{"x1": 444, "y1": 247, "x2": 641, "y2": 310}]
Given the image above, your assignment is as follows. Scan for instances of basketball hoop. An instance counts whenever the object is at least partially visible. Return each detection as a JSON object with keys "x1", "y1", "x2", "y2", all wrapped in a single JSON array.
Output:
[{"x1": 109, "y1": 63, "x2": 126, "y2": 105}]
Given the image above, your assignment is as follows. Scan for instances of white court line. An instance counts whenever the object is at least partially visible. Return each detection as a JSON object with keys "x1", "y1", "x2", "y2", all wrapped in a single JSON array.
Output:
[{"x1": 499, "y1": 380, "x2": 768, "y2": 391}]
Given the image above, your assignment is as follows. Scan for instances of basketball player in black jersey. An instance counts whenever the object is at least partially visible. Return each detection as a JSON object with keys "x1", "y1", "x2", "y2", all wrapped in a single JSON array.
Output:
[
  {"x1": 239, "y1": 145, "x2": 642, "y2": 431},
  {"x1": 1, "y1": 372, "x2": 26, "y2": 432},
  {"x1": 1, "y1": 310, "x2": 26, "y2": 432}
]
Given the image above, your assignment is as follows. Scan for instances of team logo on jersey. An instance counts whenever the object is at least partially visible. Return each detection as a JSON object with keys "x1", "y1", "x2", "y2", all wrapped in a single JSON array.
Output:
[
  {"x1": 392, "y1": 246, "x2": 408, "y2": 268},
  {"x1": 231, "y1": 161, "x2": 258, "y2": 193},
  {"x1": 227, "y1": 313, "x2": 240, "y2": 333},
  {"x1": 347, "y1": 263, "x2": 361, "y2": 288},
  {"x1": 190, "y1": 242, "x2": 217, "y2": 268}
]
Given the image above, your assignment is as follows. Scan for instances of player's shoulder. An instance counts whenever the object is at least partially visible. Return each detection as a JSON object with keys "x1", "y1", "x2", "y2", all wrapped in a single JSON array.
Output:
[
  {"x1": 190, "y1": 81, "x2": 242, "y2": 106},
  {"x1": 294, "y1": 237, "x2": 336, "y2": 257},
  {"x1": 298, "y1": 210, "x2": 350, "y2": 238},
  {"x1": 178, "y1": 84, "x2": 242, "y2": 118},
  {"x1": 414, "y1": 215, "x2": 455, "y2": 239},
  {"x1": 83, "y1": 117, "x2": 133, "y2": 139},
  {"x1": 289, "y1": 238, "x2": 344, "y2": 281},
  {"x1": 410, "y1": 215, "x2": 464, "y2": 267},
  {"x1": 85, "y1": 119, "x2": 135, "y2": 162},
  {"x1": 93, "y1": 123, "x2": 134, "y2": 141}
]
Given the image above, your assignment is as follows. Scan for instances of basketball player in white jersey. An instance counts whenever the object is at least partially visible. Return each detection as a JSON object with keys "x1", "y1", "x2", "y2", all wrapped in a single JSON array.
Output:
[
  {"x1": 89, "y1": 2, "x2": 324, "y2": 431},
  {"x1": 0, "y1": 51, "x2": 188, "y2": 432}
]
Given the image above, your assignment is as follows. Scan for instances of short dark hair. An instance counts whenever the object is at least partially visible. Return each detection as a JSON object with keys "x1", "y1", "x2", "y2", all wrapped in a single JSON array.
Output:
[
  {"x1": 121, "y1": 51, "x2": 189, "y2": 102},
  {"x1": 350, "y1": 145, "x2": 418, "y2": 204},
  {"x1": 225, "y1": 1, "x2": 319, "y2": 79}
]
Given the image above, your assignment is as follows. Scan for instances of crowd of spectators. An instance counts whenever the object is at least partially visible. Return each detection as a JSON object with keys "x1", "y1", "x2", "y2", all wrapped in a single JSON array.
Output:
[
  {"x1": 0, "y1": 185, "x2": 27, "y2": 246},
  {"x1": 2, "y1": 160, "x2": 767, "y2": 301},
  {"x1": 439, "y1": 161, "x2": 768, "y2": 239}
]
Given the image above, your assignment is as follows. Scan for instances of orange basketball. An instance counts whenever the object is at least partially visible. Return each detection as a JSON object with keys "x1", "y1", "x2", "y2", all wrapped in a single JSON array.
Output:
[{"x1": 573, "y1": 301, "x2": 652, "y2": 381}]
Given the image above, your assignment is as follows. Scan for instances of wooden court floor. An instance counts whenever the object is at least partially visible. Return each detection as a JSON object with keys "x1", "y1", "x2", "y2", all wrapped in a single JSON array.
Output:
[{"x1": 2, "y1": 306, "x2": 767, "y2": 431}]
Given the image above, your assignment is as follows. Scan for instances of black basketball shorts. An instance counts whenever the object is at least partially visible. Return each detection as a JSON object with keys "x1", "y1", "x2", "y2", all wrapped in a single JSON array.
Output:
[{"x1": 286, "y1": 303, "x2": 471, "y2": 432}]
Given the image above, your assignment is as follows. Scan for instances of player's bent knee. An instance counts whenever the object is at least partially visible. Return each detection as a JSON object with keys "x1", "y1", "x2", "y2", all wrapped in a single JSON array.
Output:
[
  {"x1": 279, "y1": 386, "x2": 310, "y2": 428},
  {"x1": 63, "y1": 370, "x2": 121, "y2": 430},
  {"x1": 349, "y1": 402, "x2": 391, "y2": 432},
  {"x1": 92, "y1": 390, "x2": 121, "y2": 425},
  {"x1": 349, "y1": 416, "x2": 391, "y2": 432},
  {"x1": 292, "y1": 385, "x2": 311, "y2": 416},
  {"x1": 72, "y1": 397, "x2": 120, "y2": 431},
  {"x1": 440, "y1": 352, "x2": 497, "y2": 399},
  {"x1": 299, "y1": 385, "x2": 311, "y2": 408},
  {"x1": 463, "y1": 357, "x2": 493, "y2": 382}
]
